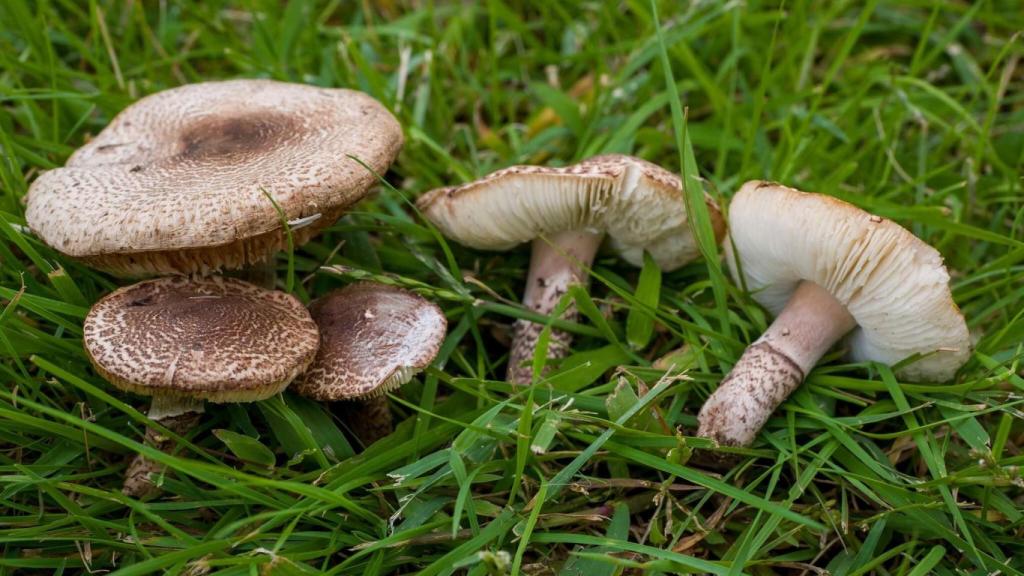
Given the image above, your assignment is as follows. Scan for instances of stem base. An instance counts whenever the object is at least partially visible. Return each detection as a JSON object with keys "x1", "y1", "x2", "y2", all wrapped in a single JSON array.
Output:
[
  {"x1": 697, "y1": 281, "x2": 856, "y2": 447},
  {"x1": 337, "y1": 395, "x2": 394, "y2": 447},
  {"x1": 123, "y1": 403, "x2": 204, "y2": 498}
]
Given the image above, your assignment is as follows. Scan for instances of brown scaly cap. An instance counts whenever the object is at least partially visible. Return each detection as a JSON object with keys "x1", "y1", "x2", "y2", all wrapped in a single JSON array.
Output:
[
  {"x1": 294, "y1": 282, "x2": 447, "y2": 401},
  {"x1": 26, "y1": 79, "x2": 403, "y2": 276},
  {"x1": 83, "y1": 276, "x2": 319, "y2": 402},
  {"x1": 416, "y1": 154, "x2": 726, "y2": 271}
]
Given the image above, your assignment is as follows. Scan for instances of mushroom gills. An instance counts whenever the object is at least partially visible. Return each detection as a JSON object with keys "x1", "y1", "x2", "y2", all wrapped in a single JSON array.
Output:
[
  {"x1": 508, "y1": 229, "x2": 602, "y2": 385},
  {"x1": 697, "y1": 281, "x2": 856, "y2": 446}
]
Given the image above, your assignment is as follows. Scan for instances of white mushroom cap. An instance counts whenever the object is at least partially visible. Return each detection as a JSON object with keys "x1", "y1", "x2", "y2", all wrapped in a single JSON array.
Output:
[
  {"x1": 83, "y1": 276, "x2": 319, "y2": 402},
  {"x1": 26, "y1": 79, "x2": 403, "y2": 276},
  {"x1": 294, "y1": 282, "x2": 447, "y2": 401},
  {"x1": 416, "y1": 154, "x2": 725, "y2": 270},
  {"x1": 726, "y1": 181, "x2": 970, "y2": 381}
]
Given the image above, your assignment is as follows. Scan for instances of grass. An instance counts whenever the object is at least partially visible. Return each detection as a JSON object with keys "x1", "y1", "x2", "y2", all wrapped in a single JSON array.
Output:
[{"x1": 1, "y1": 0, "x2": 1023, "y2": 574}]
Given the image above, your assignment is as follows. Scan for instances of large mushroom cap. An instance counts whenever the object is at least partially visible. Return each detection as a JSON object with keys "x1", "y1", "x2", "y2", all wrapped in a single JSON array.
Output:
[
  {"x1": 726, "y1": 181, "x2": 970, "y2": 381},
  {"x1": 294, "y1": 282, "x2": 447, "y2": 401},
  {"x1": 27, "y1": 79, "x2": 403, "y2": 276},
  {"x1": 416, "y1": 154, "x2": 725, "y2": 270},
  {"x1": 84, "y1": 276, "x2": 319, "y2": 402}
]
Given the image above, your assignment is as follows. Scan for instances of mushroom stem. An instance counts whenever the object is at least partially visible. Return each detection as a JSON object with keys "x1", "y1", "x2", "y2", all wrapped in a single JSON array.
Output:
[
  {"x1": 697, "y1": 281, "x2": 856, "y2": 447},
  {"x1": 238, "y1": 261, "x2": 277, "y2": 289},
  {"x1": 123, "y1": 396, "x2": 205, "y2": 498},
  {"x1": 337, "y1": 395, "x2": 394, "y2": 447},
  {"x1": 508, "y1": 230, "x2": 602, "y2": 385}
]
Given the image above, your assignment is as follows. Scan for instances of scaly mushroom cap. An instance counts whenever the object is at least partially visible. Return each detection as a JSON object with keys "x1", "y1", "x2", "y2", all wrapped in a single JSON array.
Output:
[
  {"x1": 26, "y1": 79, "x2": 403, "y2": 276},
  {"x1": 726, "y1": 181, "x2": 970, "y2": 381},
  {"x1": 84, "y1": 276, "x2": 319, "y2": 402},
  {"x1": 294, "y1": 282, "x2": 447, "y2": 401},
  {"x1": 416, "y1": 154, "x2": 725, "y2": 270}
]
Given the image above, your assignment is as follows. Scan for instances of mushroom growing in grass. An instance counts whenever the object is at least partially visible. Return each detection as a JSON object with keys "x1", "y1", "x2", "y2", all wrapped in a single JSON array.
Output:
[
  {"x1": 293, "y1": 282, "x2": 447, "y2": 446},
  {"x1": 417, "y1": 154, "x2": 725, "y2": 385},
  {"x1": 26, "y1": 79, "x2": 402, "y2": 277},
  {"x1": 84, "y1": 276, "x2": 319, "y2": 497},
  {"x1": 697, "y1": 181, "x2": 971, "y2": 447}
]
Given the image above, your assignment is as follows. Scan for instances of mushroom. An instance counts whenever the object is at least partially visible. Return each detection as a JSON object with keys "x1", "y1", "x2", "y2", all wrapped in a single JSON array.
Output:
[
  {"x1": 26, "y1": 79, "x2": 403, "y2": 276},
  {"x1": 417, "y1": 154, "x2": 725, "y2": 384},
  {"x1": 293, "y1": 282, "x2": 447, "y2": 446},
  {"x1": 83, "y1": 276, "x2": 319, "y2": 496},
  {"x1": 698, "y1": 181, "x2": 971, "y2": 447}
]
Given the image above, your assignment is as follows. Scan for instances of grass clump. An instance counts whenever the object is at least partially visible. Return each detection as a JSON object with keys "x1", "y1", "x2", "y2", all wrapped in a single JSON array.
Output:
[{"x1": 1, "y1": 1, "x2": 1023, "y2": 574}]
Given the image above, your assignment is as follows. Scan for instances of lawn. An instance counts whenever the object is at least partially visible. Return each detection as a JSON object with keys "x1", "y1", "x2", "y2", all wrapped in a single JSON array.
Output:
[{"x1": 1, "y1": 0, "x2": 1023, "y2": 574}]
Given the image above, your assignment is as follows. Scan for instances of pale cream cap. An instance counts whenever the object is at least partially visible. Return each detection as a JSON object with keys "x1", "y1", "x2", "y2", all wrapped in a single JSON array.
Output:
[
  {"x1": 416, "y1": 154, "x2": 725, "y2": 270},
  {"x1": 726, "y1": 181, "x2": 971, "y2": 381}
]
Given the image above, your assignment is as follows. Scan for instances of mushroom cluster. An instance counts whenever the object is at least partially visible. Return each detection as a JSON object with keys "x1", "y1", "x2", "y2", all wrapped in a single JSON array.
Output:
[
  {"x1": 30, "y1": 79, "x2": 974, "y2": 488},
  {"x1": 25, "y1": 80, "x2": 454, "y2": 496},
  {"x1": 422, "y1": 168, "x2": 971, "y2": 449}
]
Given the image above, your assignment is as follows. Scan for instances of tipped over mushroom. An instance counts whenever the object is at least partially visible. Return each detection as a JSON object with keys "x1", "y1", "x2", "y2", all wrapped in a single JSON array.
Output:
[
  {"x1": 26, "y1": 79, "x2": 402, "y2": 276},
  {"x1": 698, "y1": 181, "x2": 971, "y2": 447},
  {"x1": 84, "y1": 276, "x2": 319, "y2": 496},
  {"x1": 293, "y1": 282, "x2": 447, "y2": 446},
  {"x1": 417, "y1": 154, "x2": 724, "y2": 385}
]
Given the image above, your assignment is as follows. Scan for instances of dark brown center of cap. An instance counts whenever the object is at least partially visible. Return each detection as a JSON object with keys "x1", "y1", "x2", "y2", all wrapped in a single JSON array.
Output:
[
  {"x1": 176, "y1": 112, "x2": 297, "y2": 161},
  {"x1": 116, "y1": 280, "x2": 285, "y2": 352}
]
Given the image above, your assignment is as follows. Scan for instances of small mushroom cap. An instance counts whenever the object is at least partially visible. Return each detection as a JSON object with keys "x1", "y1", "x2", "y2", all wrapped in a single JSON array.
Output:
[
  {"x1": 27, "y1": 79, "x2": 403, "y2": 276},
  {"x1": 294, "y1": 283, "x2": 447, "y2": 401},
  {"x1": 84, "y1": 276, "x2": 319, "y2": 402},
  {"x1": 416, "y1": 154, "x2": 725, "y2": 270},
  {"x1": 726, "y1": 181, "x2": 970, "y2": 381}
]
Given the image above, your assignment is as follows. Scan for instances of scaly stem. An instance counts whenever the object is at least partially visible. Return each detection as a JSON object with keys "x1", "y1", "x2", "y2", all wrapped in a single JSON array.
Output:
[
  {"x1": 507, "y1": 230, "x2": 602, "y2": 385},
  {"x1": 697, "y1": 281, "x2": 856, "y2": 446},
  {"x1": 237, "y1": 261, "x2": 277, "y2": 289},
  {"x1": 123, "y1": 396, "x2": 204, "y2": 498},
  {"x1": 337, "y1": 395, "x2": 394, "y2": 448}
]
